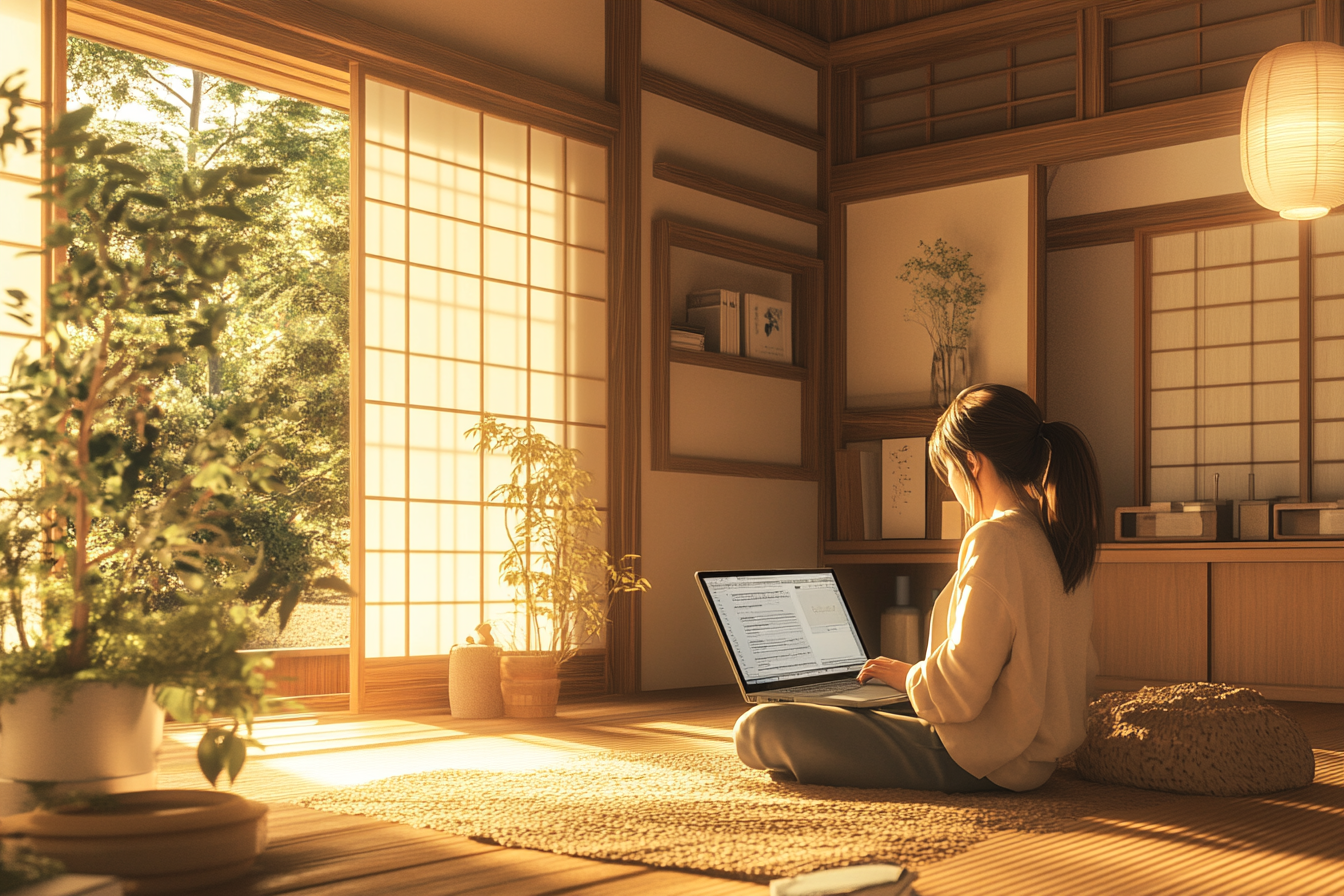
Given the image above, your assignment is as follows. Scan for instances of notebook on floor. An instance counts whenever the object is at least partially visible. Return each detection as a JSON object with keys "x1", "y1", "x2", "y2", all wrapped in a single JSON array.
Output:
[{"x1": 695, "y1": 568, "x2": 909, "y2": 708}]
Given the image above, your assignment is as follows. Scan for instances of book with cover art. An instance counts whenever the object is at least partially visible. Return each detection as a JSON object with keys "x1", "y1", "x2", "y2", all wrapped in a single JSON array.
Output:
[{"x1": 742, "y1": 293, "x2": 791, "y2": 364}]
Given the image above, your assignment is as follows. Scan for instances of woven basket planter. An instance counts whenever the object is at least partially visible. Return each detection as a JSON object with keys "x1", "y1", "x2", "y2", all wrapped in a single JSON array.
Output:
[{"x1": 500, "y1": 654, "x2": 561, "y2": 718}]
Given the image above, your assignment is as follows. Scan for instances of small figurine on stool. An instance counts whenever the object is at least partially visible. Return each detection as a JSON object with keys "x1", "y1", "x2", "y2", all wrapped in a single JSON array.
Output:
[{"x1": 465, "y1": 622, "x2": 495, "y2": 646}]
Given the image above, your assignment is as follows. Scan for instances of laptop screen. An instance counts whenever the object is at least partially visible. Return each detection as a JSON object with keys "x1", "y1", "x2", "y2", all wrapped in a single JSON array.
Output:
[{"x1": 697, "y1": 569, "x2": 871, "y2": 687}]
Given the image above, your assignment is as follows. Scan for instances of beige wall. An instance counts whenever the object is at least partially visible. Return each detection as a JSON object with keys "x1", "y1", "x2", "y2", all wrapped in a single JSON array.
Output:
[
  {"x1": 313, "y1": 0, "x2": 606, "y2": 99},
  {"x1": 846, "y1": 176, "x2": 1030, "y2": 408},
  {"x1": 1049, "y1": 135, "x2": 1243, "y2": 218},
  {"x1": 640, "y1": 0, "x2": 820, "y2": 690},
  {"x1": 641, "y1": 0, "x2": 817, "y2": 129},
  {"x1": 1046, "y1": 243, "x2": 1136, "y2": 538}
]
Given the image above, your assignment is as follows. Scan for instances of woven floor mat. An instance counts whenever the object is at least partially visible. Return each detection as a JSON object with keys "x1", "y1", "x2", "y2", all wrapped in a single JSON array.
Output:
[{"x1": 296, "y1": 748, "x2": 1261, "y2": 882}]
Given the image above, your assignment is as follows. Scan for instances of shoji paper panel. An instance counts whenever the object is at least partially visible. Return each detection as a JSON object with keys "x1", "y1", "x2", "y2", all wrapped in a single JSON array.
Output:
[
  {"x1": 0, "y1": 0, "x2": 45, "y2": 497},
  {"x1": 1148, "y1": 220, "x2": 1300, "y2": 506},
  {"x1": 1314, "y1": 216, "x2": 1344, "y2": 498},
  {"x1": 359, "y1": 77, "x2": 608, "y2": 657}
]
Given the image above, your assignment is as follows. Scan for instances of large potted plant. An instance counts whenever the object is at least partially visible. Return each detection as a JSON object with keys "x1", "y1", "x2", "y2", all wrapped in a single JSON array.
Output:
[
  {"x1": 469, "y1": 415, "x2": 649, "y2": 717},
  {"x1": 0, "y1": 72, "x2": 345, "y2": 805}
]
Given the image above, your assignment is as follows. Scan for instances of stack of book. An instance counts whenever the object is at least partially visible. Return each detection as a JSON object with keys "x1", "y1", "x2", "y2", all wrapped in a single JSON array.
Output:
[
  {"x1": 686, "y1": 288, "x2": 740, "y2": 355},
  {"x1": 670, "y1": 322, "x2": 705, "y2": 351}
]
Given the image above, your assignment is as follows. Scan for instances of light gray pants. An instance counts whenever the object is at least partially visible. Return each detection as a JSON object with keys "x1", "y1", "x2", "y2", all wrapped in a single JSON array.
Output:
[{"x1": 734, "y1": 703, "x2": 1003, "y2": 792}]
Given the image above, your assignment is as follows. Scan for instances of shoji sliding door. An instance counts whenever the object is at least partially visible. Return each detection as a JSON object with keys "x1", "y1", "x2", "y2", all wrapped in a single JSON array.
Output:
[
  {"x1": 354, "y1": 72, "x2": 609, "y2": 705},
  {"x1": 0, "y1": 0, "x2": 49, "y2": 491},
  {"x1": 1146, "y1": 220, "x2": 1301, "y2": 507}
]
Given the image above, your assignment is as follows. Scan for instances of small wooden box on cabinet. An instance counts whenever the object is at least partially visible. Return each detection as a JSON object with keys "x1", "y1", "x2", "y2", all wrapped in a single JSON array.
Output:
[
  {"x1": 1115, "y1": 503, "x2": 1233, "y2": 542},
  {"x1": 1273, "y1": 502, "x2": 1344, "y2": 539},
  {"x1": 1238, "y1": 500, "x2": 1274, "y2": 540}
]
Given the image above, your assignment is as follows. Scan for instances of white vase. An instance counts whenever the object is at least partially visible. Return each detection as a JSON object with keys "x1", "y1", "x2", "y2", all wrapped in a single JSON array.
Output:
[{"x1": 0, "y1": 683, "x2": 163, "y2": 797}]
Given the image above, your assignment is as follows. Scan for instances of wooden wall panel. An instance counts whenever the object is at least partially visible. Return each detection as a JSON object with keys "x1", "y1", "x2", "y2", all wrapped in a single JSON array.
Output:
[
  {"x1": 656, "y1": 0, "x2": 828, "y2": 66},
  {"x1": 1091, "y1": 562, "x2": 1208, "y2": 683},
  {"x1": 363, "y1": 656, "x2": 453, "y2": 714},
  {"x1": 1211, "y1": 563, "x2": 1344, "y2": 689},
  {"x1": 831, "y1": 91, "x2": 1241, "y2": 202},
  {"x1": 726, "y1": 0, "x2": 826, "y2": 39},
  {"x1": 356, "y1": 652, "x2": 606, "y2": 714},
  {"x1": 606, "y1": 0, "x2": 641, "y2": 696},
  {"x1": 265, "y1": 650, "x2": 351, "y2": 699}
]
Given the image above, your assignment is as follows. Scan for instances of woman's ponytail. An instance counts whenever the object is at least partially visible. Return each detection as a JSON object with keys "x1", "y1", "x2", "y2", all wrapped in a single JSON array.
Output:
[
  {"x1": 1038, "y1": 420, "x2": 1104, "y2": 592},
  {"x1": 930, "y1": 384, "x2": 1104, "y2": 593}
]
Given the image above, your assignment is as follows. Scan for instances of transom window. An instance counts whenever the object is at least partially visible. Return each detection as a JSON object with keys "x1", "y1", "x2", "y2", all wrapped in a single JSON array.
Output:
[
  {"x1": 1106, "y1": 0, "x2": 1315, "y2": 111},
  {"x1": 857, "y1": 32, "x2": 1076, "y2": 156}
]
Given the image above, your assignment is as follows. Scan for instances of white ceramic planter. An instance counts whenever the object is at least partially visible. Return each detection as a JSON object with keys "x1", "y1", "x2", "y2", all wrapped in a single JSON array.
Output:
[{"x1": 0, "y1": 683, "x2": 163, "y2": 788}]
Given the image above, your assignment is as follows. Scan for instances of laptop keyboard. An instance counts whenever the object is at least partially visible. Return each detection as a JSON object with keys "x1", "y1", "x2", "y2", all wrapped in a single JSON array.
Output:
[{"x1": 773, "y1": 679, "x2": 867, "y2": 695}]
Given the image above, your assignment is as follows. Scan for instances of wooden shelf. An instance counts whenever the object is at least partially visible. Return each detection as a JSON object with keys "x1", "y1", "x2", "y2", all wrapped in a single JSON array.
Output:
[
  {"x1": 823, "y1": 539, "x2": 960, "y2": 565},
  {"x1": 840, "y1": 405, "x2": 942, "y2": 443},
  {"x1": 1096, "y1": 540, "x2": 1344, "y2": 564},
  {"x1": 823, "y1": 538, "x2": 1344, "y2": 565},
  {"x1": 669, "y1": 348, "x2": 808, "y2": 380},
  {"x1": 652, "y1": 218, "x2": 823, "y2": 479}
]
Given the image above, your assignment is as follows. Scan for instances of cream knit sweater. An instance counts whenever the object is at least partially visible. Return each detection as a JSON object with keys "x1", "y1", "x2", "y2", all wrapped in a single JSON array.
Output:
[{"x1": 904, "y1": 508, "x2": 1096, "y2": 791}]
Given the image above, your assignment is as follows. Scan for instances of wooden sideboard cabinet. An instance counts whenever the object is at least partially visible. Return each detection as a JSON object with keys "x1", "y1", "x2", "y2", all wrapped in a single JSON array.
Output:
[
  {"x1": 825, "y1": 542, "x2": 1344, "y2": 701},
  {"x1": 1092, "y1": 547, "x2": 1344, "y2": 702},
  {"x1": 1209, "y1": 563, "x2": 1344, "y2": 693},
  {"x1": 1091, "y1": 562, "x2": 1207, "y2": 684}
]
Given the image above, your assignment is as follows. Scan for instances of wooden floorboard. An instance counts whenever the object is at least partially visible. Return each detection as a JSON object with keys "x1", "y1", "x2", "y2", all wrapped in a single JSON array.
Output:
[{"x1": 157, "y1": 687, "x2": 1344, "y2": 895}]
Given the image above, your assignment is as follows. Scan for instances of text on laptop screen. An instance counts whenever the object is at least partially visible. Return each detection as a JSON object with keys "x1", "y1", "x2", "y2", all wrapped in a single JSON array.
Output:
[{"x1": 701, "y1": 571, "x2": 869, "y2": 685}]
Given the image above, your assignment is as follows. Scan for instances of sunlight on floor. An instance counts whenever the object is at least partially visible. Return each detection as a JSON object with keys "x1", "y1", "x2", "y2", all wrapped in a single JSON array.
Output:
[
  {"x1": 167, "y1": 723, "x2": 617, "y2": 791},
  {"x1": 629, "y1": 720, "x2": 735, "y2": 739}
]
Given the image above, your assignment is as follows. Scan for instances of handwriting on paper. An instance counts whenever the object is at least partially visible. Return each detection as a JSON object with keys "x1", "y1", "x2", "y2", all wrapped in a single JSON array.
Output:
[{"x1": 881, "y1": 437, "x2": 927, "y2": 539}]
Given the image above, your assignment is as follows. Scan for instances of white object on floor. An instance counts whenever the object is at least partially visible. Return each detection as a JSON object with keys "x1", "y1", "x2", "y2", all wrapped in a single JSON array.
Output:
[
  {"x1": 770, "y1": 863, "x2": 917, "y2": 896},
  {"x1": 9, "y1": 875, "x2": 122, "y2": 896}
]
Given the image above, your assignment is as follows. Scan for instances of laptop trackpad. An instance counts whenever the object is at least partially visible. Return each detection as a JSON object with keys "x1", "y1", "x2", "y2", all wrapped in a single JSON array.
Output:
[{"x1": 827, "y1": 686, "x2": 906, "y2": 704}]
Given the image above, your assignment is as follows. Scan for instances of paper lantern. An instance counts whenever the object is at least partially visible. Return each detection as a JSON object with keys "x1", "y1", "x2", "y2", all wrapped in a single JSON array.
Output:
[{"x1": 1240, "y1": 41, "x2": 1344, "y2": 221}]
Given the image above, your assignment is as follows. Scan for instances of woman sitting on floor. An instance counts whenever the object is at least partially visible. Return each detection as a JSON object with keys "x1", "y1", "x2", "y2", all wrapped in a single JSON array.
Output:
[{"x1": 734, "y1": 383, "x2": 1103, "y2": 792}]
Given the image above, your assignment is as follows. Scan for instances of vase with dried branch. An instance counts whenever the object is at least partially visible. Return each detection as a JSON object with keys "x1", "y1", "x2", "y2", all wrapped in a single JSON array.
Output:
[{"x1": 898, "y1": 238, "x2": 986, "y2": 408}]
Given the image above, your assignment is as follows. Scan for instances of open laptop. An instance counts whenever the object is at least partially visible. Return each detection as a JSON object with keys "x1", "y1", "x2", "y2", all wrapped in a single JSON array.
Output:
[{"x1": 695, "y1": 568, "x2": 909, "y2": 708}]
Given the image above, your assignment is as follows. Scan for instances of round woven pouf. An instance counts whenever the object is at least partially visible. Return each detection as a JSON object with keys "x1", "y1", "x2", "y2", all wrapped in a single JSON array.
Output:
[
  {"x1": 448, "y1": 644, "x2": 504, "y2": 719},
  {"x1": 1074, "y1": 683, "x2": 1315, "y2": 796}
]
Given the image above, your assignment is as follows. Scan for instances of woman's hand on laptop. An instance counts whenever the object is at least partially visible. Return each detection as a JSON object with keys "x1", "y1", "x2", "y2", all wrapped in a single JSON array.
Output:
[{"x1": 857, "y1": 656, "x2": 913, "y2": 690}]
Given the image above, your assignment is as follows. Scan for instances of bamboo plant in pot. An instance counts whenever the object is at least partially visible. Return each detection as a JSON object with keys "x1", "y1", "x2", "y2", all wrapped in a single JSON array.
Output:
[
  {"x1": 0, "y1": 74, "x2": 345, "y2": 811},
  {"x1": 469, "y1": 415, "x2": 649, "y2": 718}
]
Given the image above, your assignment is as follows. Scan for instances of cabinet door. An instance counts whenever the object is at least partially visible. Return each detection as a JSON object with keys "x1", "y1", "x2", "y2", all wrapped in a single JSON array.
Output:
[
  {"x1": 1092, "y1": 563, "x2": 1208, "y2": 683},
  {"x1": 1211, "y1": 562, "x2": 1344, "y2": 688}
]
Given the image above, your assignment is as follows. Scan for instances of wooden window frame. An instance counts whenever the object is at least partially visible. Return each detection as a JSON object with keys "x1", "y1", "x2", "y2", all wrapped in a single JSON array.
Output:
[{"x1": 1133, "y1": 208, "x2": 1326, "y2": 506}]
